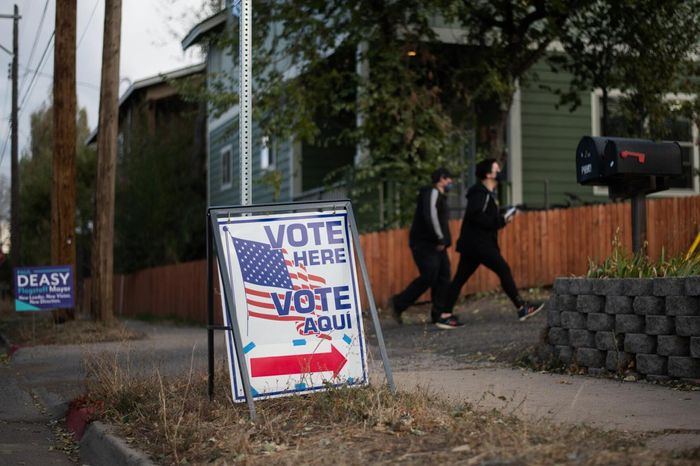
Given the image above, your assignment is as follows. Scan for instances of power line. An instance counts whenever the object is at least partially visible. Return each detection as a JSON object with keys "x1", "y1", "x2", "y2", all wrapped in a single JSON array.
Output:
[
  {"x1": 20, "y1": 65, "x2": 99, "y2": 90},
  {"x1": 77, "y1": 0, "x2": 99, "y2": 50},
  {"x1": 19, "y1": 0, "x2": 50, "y2": 97},
  {"x1": 18, "y1": 30, "x2": 54, "y2": 119}
]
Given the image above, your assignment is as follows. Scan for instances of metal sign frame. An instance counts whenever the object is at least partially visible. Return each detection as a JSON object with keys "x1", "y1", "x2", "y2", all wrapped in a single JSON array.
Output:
[{"x1": 206, "y1": 200, "x2": 395, "y2": 419}]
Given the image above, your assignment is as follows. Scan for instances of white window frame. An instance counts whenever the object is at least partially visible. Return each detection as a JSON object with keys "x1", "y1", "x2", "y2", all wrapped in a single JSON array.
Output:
[
  {"x1": 260, "y1": 136, "x2": 275, "y2": 170},
  {"x1": 590, "y1": 89, "x2": 699, "y2": 197},
  {"x1": 220, "y1": 144, "x2": 232, "y2": 190}
]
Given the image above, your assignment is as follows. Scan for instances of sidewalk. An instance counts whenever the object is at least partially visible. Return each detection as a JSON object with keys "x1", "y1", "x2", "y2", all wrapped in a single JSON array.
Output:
[{"x1": 2, "y1": 319, "x2": 699, "y2": 464}]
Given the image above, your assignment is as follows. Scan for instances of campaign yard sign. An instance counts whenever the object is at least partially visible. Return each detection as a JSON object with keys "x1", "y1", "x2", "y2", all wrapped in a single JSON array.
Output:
[
  {"x1": 216, "y1": 210, "x2": 368, "y2": 401},
  {"x1": 14, "y1": 265, "x2": 75, "y2": 311}
]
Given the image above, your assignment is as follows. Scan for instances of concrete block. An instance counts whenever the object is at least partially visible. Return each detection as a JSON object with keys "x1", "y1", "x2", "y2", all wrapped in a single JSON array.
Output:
[
  {"x1": 645, "y1": 315, "x2": 675, "y2": 335},
  {"x1": 666, "y1": 296, "x2": 700, "y2": 316},
  {"x1": 554, "y1": 294, "x2": 577, "y2": 312},
  {"x1": 616, "y1": 314, "x2": 645, "y2": 333},
  {"x1": 587, "y1": 313, "x2": 615, "y2": 331},
  {"x1": 577, "y1": 295, "x2": 604, "y2": 313},
  {"x1": 569, "y1": 329, "x2": 596, "y2": 348},
  {"x1": 605, "y1": 296, "x2": 633, "y2": 314},
  {"x1": 547, "y1": 309, "x2": 561, "y2": 327},
  {"x1": 553, "y1": 278, "x2": 573, "y2": 294},
  {"x1": 548, "y1": 327, "x2": 569, "y2": 346},
  {"x1": 592, "y1": 279, "x2": 625, "y2": 296},
  {"x1": 569, "y1": 278, "x2": 594, "y2": 295},
  {"x1": 686, "y1": 276, "x2": 700, "y2": 296},
  {"x1": 606, "y1": 351, "x2": 634, "y2": 372},
  {"x1": 676, "y1": 316, "x2": 700, "y2": 337},
  {"x1": 633, "y1": 296, "x2": 664, "y2": 315},
  {"x1": 620, "y1": 278, "x2": 653, "y2": 296},
  {"x1": 657, "y1": 335, "x2": 690, "y2": 356},
  {"x1": 636, "y1": 354, "x2": 668, "y2": 375},
  {"x1": 575, "y1": 347, "x2": 604, "y2": 368},
  {"x1": 668, "y1": 356, "x2": 700, "y2": 378},
  {"x1": 653, "y1": 277, "x2": 685, "y2": 296},
  {"x1": 691, "y1": 337, "x2": 700, "y2": 358},
  {"x1": 555, "y1": 345, "x2": 573, "y2": 364},
  {"x1": 624, "y1": 333, "x2": 657, "y2": 354},
  {"x1": 561, "y1": 311, "x2": 586, "y2": 329},
  {"x1": 595, "y1": 331, "x2": 622, "y2": 351}
]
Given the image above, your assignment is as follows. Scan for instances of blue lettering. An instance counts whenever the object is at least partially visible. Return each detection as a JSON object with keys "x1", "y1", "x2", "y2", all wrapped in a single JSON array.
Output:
[
  {"x1": 294, "y1": 290, "x2": 315, "y2": 313},
  {"x1": 333, "y1": 286, "x2": 351, "y2": 310},
  {"x1": 271, "y1": 291, "x2": 292, "y2": 316},
  {"x1": 303, "y1": 318, "x2": 318, "y2": 334},
  {"x1": 327, "y1": 221, "x2": 343, "y2": 244},
  {"x1": 307, "y1": 222, "x2": 324, "y2": 245},
  {"x1": 307, "y1": 249, "x2": 320, "y2": 266},
  {"x1": 318, "y1": 316, "x2": 332, "y2": 332},
  {"x1": 334, "y1": 247, "x2": 346, "y2": 263},
  {"x1": 332, "y1": 314, "x2": 346, "y2": 330},
  {"x1": 293, "y1": 250, "x2": 307, "y2": 267},
  {"x1": 288, "y1": 223, "x2": 308, "y2": 247},
  {"x1": 315, "y1": 287, "x2": 332, "y2": 311},
  {"x1": 264, "y1": 224, "x2": 285, "y2": 249},
  {"x1": 321, "y1": 249, "x2": 334, "y2": 264}
]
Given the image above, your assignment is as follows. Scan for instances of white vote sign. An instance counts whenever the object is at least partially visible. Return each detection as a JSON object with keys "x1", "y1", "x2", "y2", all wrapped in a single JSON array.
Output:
[{"x1": 217, "y1": 210, "x2": 368, "y2": 401}]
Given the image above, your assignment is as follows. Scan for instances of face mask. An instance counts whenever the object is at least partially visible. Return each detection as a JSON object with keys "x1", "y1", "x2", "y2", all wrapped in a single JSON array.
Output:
[{"x1": 444, "y1": 182, "x2": 453, "y2": 192}]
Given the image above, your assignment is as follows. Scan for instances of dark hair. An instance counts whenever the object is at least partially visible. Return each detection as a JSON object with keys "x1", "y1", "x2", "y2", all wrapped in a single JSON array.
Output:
[
  {"x1": 431, "y1": 167, "x2": 451, "y2": 184},
  {"x1": 475, "y1": 159, "x2": 498, "y2": 180}
]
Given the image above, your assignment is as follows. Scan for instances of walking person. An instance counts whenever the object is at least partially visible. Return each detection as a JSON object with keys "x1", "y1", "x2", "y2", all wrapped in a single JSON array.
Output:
[
  {"x1": 436, "y1": 159, "x2": 544, "y2": 322},
  {"x1": 388, "y1": 167, "x2": 464, "y2": 329}
]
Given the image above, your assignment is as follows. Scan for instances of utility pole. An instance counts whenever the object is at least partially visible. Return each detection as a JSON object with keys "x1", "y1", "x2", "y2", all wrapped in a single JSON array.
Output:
[
  {"x1": 0, "y1": 6, "x2": 20, "y2": 267},
  {"x1": 91, "y1": 0, "x2": 121, "y2": 323},
  {"x1": 52, "y1": 0, "x2": 77, "y2": 322}
]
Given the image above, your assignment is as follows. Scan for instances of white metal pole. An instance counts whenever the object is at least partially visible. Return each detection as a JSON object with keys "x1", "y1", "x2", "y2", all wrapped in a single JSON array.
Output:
[{"x1": 240, "y1": 0, "x2": 252, "y2": 206}]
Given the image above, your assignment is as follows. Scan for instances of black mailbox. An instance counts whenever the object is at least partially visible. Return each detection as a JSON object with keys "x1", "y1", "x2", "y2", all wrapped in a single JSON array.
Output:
[
  {"x1": 602, "y1": 138, "x2": 682, "y2": 179},
  {"x1": 576, "y1": 136, "x2": 608, "y2": 185},
  {"x1": 575, "y1": 136, "x2": 683, "y2": 197}
]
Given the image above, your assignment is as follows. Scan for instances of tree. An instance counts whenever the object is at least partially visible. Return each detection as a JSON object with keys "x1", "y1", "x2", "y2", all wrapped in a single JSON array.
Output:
[
  {"x1": 550, "y1": 0, "x2": 700, "y2": 138},
  {"x1": 198, "y1": 1, "x2": 587, "y2": 224},
  {"x1": 18, "y1": 103, "x2": 95, "y2": 282}
]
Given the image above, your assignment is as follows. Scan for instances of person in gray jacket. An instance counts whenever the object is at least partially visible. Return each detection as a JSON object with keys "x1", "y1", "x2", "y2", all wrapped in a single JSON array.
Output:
[{"x1": 388, "y1": 167, "x2": 464, "y2": 329}]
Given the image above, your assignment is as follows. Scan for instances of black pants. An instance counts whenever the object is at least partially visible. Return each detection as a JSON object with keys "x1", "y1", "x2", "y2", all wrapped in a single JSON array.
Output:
[
  {"x1": 440, "y1": 247, "x2": 523, "y2": 313},
  {"x1": 393, "y1": 246, "x2": 450, "y2": 314}
]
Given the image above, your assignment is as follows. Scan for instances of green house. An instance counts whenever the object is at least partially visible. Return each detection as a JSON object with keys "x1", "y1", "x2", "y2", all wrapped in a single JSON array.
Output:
[{"x1": 183, "y1": 9, "x2": 699, "y2": 217}]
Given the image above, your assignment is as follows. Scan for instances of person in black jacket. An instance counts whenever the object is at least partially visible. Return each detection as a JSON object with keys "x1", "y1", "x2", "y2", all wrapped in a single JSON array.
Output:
[
  {"x1": 437, "y1": 159, "x2": 544, "y2": 322},
  {"x1": 388, "y1": 167, "x2": 464, "y2": 329}
]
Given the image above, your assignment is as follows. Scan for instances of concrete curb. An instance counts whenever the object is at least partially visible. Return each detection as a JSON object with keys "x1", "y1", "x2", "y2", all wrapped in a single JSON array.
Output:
[{"x1": 80, "y1": 421, "x2": 157, "y2": 466}]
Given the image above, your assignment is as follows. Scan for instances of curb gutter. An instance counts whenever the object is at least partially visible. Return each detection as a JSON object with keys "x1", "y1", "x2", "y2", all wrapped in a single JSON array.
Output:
[{"x1": 80, "y1": 421, "x2": 157, "y2": 466}]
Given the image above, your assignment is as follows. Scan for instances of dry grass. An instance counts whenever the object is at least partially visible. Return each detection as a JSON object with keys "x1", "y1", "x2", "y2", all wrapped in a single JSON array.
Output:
[
  {"x1": 82, "y1": 351, "x2": 699, "y2": 465},
  {"x1": 0, "y1": 313, "x2": 143, "y2": 346}
]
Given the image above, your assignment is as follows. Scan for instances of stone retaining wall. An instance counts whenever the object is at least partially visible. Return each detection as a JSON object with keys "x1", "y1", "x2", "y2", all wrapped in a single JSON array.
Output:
[{"x1": 547, "y1": 276, "x2": 700, "y2": 380}]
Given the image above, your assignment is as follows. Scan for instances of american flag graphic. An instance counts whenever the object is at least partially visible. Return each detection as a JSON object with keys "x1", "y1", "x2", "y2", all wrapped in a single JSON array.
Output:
[{"x1": 231, "y1": 236, "x2": 328, "y2": 336}]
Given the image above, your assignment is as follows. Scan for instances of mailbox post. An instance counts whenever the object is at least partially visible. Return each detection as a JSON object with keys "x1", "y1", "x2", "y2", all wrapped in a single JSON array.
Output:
[{"x1": 576, "y1": 136, "x2": 683, "y2": 252}]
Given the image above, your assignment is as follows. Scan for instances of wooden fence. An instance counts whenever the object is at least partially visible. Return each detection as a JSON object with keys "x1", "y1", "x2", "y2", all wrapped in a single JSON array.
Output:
[{"x1": 82, "y1": 196, "x2": 700, "y2": 323}]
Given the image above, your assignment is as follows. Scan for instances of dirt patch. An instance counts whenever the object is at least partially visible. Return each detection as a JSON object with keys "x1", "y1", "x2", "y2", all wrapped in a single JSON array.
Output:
[
  {"x1": 0, "y1": 313, "x2": 143, "y2": 347},
  {"x1": 81, "y1": 351, "x2": 699, "y2": 465}
]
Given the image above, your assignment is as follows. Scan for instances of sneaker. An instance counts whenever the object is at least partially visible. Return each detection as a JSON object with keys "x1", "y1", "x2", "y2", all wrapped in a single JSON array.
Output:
[
  {"x1": 517, "y1": 301, "x2": 545, "y2": 321},
  {"x1": 387, "y1": 296, "x2": 402, "y2": 325},
  {"x1": 435, "y1": 315, "x2": 464, "y2": 330}
]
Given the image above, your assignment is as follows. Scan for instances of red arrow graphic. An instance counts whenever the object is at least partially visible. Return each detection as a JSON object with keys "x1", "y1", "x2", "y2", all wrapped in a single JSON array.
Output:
[{"x1": 250, "y1": 345, "x2": 348, "y2": 378}]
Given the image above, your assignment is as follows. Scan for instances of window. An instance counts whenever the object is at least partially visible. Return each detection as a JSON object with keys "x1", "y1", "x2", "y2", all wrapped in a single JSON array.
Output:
[
  {"x1": 591, "y1": 91, "x2": 699, "y2": 194},
  {"x1": 220, "y1": 145, "x2": 232, "y2": 189},
  {"x1": 260, "y1": 136, "x2": 276, "y2": 170}
]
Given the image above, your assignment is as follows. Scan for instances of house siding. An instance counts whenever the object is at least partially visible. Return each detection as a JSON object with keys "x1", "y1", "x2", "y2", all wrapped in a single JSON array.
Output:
[{"x1": 520, "y1": 60, "x2": 601, "y2": 207}]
